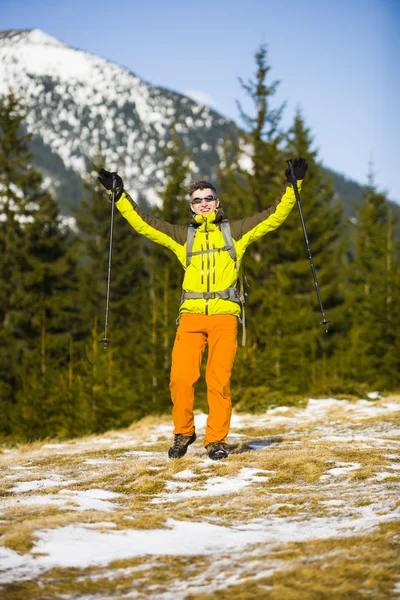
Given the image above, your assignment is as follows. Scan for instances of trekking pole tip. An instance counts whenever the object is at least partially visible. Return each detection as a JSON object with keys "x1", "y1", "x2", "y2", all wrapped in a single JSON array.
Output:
[
  {"x1": 99, "y1": 337, "x2": 111, "y2": 350},
  {"x1": 320, "y1": 319, "x2": 330, "y2": 334}
]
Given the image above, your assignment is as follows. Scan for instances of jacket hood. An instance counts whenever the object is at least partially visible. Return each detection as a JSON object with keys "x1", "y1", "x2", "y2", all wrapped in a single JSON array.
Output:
[{"x1": 190, "y1": 207, "x2": 226, "y2": 227}]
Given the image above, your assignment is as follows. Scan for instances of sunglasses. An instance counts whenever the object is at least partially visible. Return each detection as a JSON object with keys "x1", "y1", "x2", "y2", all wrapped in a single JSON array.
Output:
[{"x1": 191, "y1": 195, "x2": 217, "y2": 205}]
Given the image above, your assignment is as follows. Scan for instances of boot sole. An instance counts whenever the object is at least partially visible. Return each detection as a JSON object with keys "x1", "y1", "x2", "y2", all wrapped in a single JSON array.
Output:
[{"x1": 208, "y1": 452, "x2": 228, "y2": 461}]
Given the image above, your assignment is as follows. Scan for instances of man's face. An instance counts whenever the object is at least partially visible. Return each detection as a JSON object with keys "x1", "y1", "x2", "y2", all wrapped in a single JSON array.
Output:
[{"x1": 190, "y1": 188, "x2": 219, "y2": 215}]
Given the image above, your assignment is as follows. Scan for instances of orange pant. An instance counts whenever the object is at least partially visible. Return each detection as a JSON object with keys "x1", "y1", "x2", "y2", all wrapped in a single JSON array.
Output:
[{"x1": 169, "y1": 313, "x2": 238, "y2": 446}]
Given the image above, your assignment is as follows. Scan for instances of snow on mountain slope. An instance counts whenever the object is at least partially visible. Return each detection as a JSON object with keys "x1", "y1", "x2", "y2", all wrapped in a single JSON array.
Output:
[{"x1": 0, "y1": 29, "x2": 235, "y2": 210}]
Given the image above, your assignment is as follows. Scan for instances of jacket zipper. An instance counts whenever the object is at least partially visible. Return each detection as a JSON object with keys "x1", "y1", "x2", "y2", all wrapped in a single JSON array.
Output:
[
  {"x1": 212, "y1": 243, "x2": 216, "y2": 285},
  {"x1": 201, "y1": 244, "x2": 204, "y2": 285},
  {"x1": 205, "y1": 220, "x2": 210, "y2": 315}
]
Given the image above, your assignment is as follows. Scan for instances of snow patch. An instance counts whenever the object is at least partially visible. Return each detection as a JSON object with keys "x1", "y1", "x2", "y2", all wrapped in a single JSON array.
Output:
[
  {"x1": 1, "y1": 505, "x2": 398, "y2": 583},
  {"x1": 11, "y1": 477, "x2": 77, "y2": 493},
  {"x1": 83, "y1": 458, "x2": 116, "y2": 465},
  {"x1": 153, "y1": 468, "x2": 270, "y2": 503},
  {"x1": 58, "y1": 489, "x2": 123, "y2": 511},
  {"x1": 41, "y1": 443, "x2": 69, "y2": 449},
  {"x1": 172, "y1": 469, "x2": 196, "y2": 480},
  {"x1": 320, "y1": 462, "x2": 361, "y2": 481},
  {"x1": 0, "y1": 488, "x2": 123, "y2": 512},
  {"x1": 25, "y1": 29, "x2": 66, "y2": 48}
]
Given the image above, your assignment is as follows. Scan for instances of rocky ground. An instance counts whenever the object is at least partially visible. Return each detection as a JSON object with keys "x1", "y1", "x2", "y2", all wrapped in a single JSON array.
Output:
[{"x1": 1, "y1": 395, "x2": 400, "y2": 599}]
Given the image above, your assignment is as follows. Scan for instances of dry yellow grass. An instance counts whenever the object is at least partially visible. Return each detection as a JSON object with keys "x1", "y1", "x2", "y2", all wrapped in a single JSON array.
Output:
[
  {"x1": 0, "y1": 395, "x2": 399, "y2": 599},
  {"x1": 187, "y1": 521, "x2": 400, "y2": 600}
]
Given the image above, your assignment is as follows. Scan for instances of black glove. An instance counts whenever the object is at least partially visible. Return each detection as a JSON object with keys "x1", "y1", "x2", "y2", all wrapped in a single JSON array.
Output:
[
  {"x1": 98, "y1": 168, "x2": 124, "y2": 201},
  {"x1": 285, "y1": 157, "x2": 308, "y2": 183}
]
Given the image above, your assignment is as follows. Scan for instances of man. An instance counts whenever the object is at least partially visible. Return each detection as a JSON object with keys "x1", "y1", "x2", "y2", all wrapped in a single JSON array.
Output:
[{"x1": 98, "y1": 157, "x2": 307, "y2": 460}]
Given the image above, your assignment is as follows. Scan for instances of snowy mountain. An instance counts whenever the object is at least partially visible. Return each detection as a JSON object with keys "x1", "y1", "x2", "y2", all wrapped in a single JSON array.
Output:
[
  {"x1": 2, "y1": 28, "x2": 400, "y2": 238},
  {"x1": 0, "y1": 29, "x2": 236, "y2": 212}
]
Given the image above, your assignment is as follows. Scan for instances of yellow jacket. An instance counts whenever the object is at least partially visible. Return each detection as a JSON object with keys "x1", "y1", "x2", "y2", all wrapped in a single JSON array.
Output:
[{"x1": 116, "y1": 182, "x2": 300, "y2": 317}]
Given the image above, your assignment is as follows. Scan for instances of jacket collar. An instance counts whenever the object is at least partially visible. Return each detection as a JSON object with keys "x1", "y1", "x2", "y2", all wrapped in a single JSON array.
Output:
[{"x1": 190, "y1": 207, "x2": 225, "y2": 227}]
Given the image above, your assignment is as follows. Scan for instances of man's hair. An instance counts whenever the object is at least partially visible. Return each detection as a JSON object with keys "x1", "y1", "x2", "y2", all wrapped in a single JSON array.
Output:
[{"x1": 188, "y1": 180, "x2": 217, "y2": 198}]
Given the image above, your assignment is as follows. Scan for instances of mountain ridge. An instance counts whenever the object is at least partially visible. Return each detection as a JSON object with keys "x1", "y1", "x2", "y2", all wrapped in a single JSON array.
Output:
[
  {"x1": 0, "y1": 28, "x2": 398, "y2": 231},
  {"x1": 0, "y1": 28, "x2": 236, "y2": 211}
]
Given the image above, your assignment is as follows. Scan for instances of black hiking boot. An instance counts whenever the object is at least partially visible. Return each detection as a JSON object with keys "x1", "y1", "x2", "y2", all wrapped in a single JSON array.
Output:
[
  {"x1": 206, "y1": 442, "x2": 228, "y2": 461},
  {"x1": 168, "y1": 433, "x2": 196, "y2": 459}
]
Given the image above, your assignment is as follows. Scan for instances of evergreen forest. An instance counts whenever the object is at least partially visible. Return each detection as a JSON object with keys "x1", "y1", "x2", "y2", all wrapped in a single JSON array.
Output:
[{"x1": 1, "y1": 47, "x2": 399, "y2": 442}]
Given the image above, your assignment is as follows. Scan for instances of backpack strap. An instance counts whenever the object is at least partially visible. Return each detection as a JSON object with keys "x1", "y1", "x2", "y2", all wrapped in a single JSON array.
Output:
[
  {"x1": 220, "y1": 220, "x2": 237, "y2": 267},
  {"x1": 181, "y1": 288, "x2": 241, "y2": 302},
  {"x1": 186, "y1": 224, "x2": 196, "y2": 267},
  {"x1": 186, "y1": 220, "x2": 236, "y2": 266},
  {"x1": 220, "y1": 220, "x2": 246, "y2": 346}
]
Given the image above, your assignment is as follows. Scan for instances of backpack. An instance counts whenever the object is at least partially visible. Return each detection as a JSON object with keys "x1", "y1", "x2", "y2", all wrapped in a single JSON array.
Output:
[{"x1": 181, "y1": 220, "x2": 247, "y2": 346}]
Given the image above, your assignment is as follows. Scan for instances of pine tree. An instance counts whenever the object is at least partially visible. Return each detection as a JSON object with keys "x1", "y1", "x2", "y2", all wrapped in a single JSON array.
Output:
[
  {"x1": 73, "y1": 159, "x2": 151, "y2": 432},
  {"x1": 383, "y1": 208, "x2": 400, "y2": 389},
  {"x1": 217, "y1": 46, "x2": 285, "y2": 216},
  {"x1": 346, "y1": 174, "x2": 399, "y2": 388},
  {"x1": 219, "y1": 51, "x2": 346, "y2": 402},
  {"x1": 217, "y1": 46, "x2": 291, "y2": 398},
  {"x1": 0, "y1": 90, "x2": 78, "y2": 438},
  {"x1": 236, "y1": 45, "x2": 286, "y2": 211},
  {"x1": 276, "y1": 110, "x2": 345, "y2": 394}
]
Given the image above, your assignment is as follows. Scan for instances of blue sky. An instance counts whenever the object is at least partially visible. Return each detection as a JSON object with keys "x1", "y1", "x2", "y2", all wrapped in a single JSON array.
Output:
[{"x1": 1, "y1": 0, "x2": 399, "y2": 203}]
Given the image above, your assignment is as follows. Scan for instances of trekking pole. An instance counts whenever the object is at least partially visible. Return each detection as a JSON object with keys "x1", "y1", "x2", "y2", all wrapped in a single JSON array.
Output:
[
  {"x1": 99, "y1": 175, "x2": 117, "y2": 349},
  {"x1": 286, "y1": 159, "x2": 330, "y2": 334}
]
